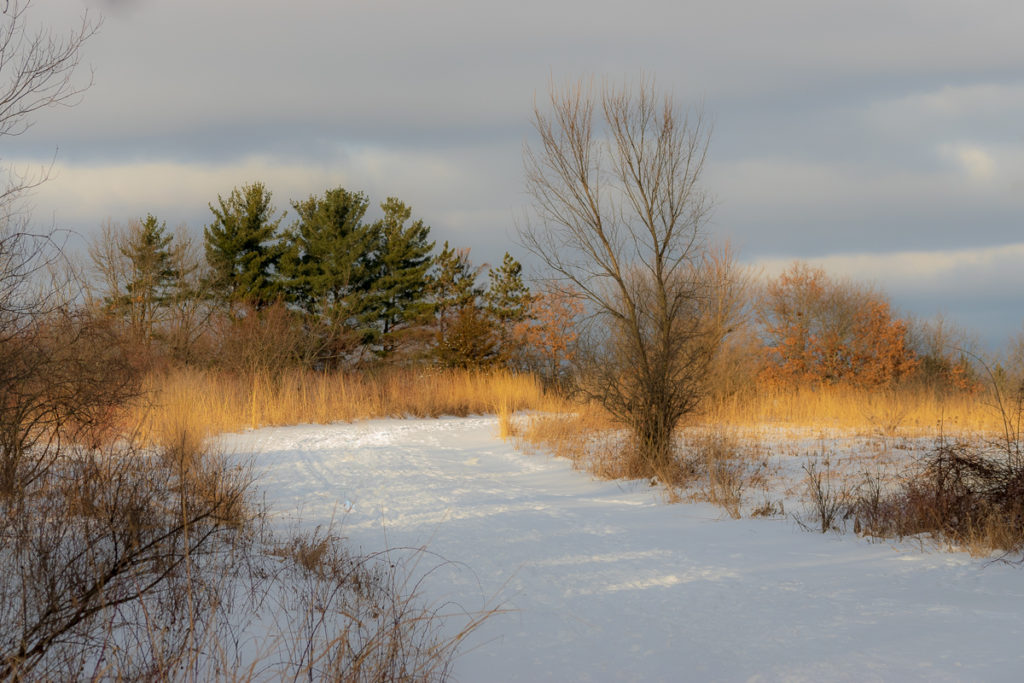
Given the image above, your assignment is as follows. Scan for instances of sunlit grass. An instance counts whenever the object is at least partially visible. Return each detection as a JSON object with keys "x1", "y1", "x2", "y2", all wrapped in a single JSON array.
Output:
[
  {"x1": 137, "y1": 366, "x2": 568, "y2": 443},
  {"x1": 696, "y1": 385, "x2": 999, "y2": 437}
]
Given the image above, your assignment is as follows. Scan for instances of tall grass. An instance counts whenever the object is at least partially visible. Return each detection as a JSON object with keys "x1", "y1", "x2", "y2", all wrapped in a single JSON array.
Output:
[
  {"x1": 140, "y1": 367, "x2": 565, "y2": 442},
  {"x1": 140, "y1": 365, "x2": 999, "y2": 446},
  {"x1": 698, "y1": 385, "x2": 999, "y2": 436}
]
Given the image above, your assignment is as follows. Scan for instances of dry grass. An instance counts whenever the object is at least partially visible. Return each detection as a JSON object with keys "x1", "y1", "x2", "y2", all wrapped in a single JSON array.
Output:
[
  {"x1": 140, "y1": 367, "x2": 999, "y2": 449},
  {"x1": 512, "y1": 407, "x2": 772, "y2": 517},
  {"x1": 139, "y1": 366, "x2": 566, "y2": 442},
  {"x1": 679, "y1": 430, "x2": 771, "y2": 518},
  {"x1": 512, "y1": 405, "x2": 630, "y2": 478},
  {"x1": 137, "y1": 366, "x2": 1016, "y2": 554},
  {"x1": 699, "y1": 385, "x2": 998, "y2": 437}
]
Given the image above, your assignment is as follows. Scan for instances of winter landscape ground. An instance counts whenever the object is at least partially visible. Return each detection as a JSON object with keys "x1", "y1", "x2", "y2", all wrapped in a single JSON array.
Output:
[{"x1": 224, "y1": 416, "x2": 1024, "y2": 682}]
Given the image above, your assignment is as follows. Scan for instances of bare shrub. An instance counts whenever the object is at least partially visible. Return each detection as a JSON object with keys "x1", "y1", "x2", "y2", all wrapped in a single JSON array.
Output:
[
  {"x1": 666, "y1": 429, "x2": 772, "y2": 517},
  {"x1": 802, "y1": 458, "x2": 850, "y2": 533},
  {"x1": 0, "y1": 435, "x2": 253, "y2": 679},
  {"x1": 0, "y1": 426, "x2": 489, "y2": 680},
  {"x1": 687, "y1": 432, "x2": 747, "y2": 518},
  {"x1": 751, "y1": 498, "x2": 785, "y2": 518},
  {"x1": 211, "y1": 300, "x2": 328, "y2": 378},
  {"x1": 0, "y1": 308, "x2": 140, "y2": 496},
  {"x1": 265, "y1": 530, "x2": 495, "y2": 682},
  {"x1": 853, "y1": 440, "x2": 1024, "y2": 554},
  {"x1": 851, "y1": 361, "x2": 1024, "y2": 555}
]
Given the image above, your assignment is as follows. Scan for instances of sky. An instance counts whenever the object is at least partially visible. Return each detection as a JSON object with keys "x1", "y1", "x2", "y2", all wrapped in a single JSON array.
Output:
[{"x1": 7, "y1": 0, "x2": 1024, "y2": 349}]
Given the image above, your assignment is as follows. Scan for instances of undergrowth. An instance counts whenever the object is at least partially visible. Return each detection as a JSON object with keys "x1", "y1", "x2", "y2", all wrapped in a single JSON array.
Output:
[
  {"x1": 0, "y1": 421, "x2": 493, "y2": 681},
  {"x1": 852, "y1": 438, "x2": 1024, "y2": 555}
]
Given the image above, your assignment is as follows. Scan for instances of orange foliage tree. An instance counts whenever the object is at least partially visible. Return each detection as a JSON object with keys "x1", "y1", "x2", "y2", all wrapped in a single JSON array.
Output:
[
  {"x1": 758, "y1": 262, "x2": 917, "y2": 388},
  {"x1": 514, "y1": 287, "x2": 585, "y2": 387}
]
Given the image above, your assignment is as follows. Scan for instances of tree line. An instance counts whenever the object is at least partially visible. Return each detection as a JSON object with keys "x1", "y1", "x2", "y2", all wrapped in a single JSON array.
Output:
[
  {"x1": 86, "y1": 182, "x2": 582, "y2": 378},
  {"x1": 85, "y1": 178, "x2": 991, "y2": 396}
]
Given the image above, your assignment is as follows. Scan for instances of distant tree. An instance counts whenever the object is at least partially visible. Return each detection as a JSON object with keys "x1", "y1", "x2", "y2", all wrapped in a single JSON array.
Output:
[
  {"x1": 485, "y1": 253, "x2": 532, "y2": 364},
  {"x1": 758, "y1": 262, "x2": 917, "y2": 388},
  {"x1": 279, "y1": 187, "x2": 374, "y2": 318},
  {"x1": 1005, "y1": 326, "x2": 1024, "y2": 390},
  {"x1": 161, "y1": 225, "x2": 213, "y2": 364},
  {"x1": 515, "y1": 285, "x2": 584, "y2": 386},
  {"x1": 436, "y1": 304, "x2": 500, "y2": 368},
  {"x1": 89, "y1": 215, "x2": 186, "y2": 348},
  {"x1": 906, "y1": 314, "x2": 980, "y2": 393},
  {"x1": 363, "y1": 197, "x2": 434, "y2": 355},
  {"x1": 278, "y1": 187, "x2": 378, "y2": 364},
  {"x1": 431, "y1": 243, "x2": 495, "y2": 367},
  {"x1": 433, "y1": 243, "x2": 482, "y2": 335},
  {"x1": 203, "y1": 182, "x2": 284, "y2": 308}
]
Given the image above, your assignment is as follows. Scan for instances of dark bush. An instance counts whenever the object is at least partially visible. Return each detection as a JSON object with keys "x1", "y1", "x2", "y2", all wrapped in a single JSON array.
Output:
[{"x1": 853, "y1": 439, "x2": 1024, "y2": 554}]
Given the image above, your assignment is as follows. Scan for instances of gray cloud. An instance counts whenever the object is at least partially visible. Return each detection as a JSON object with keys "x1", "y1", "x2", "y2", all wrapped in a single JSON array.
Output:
[{"x1": 9, "y1": 0, "x2": 1023, "y2": 346}]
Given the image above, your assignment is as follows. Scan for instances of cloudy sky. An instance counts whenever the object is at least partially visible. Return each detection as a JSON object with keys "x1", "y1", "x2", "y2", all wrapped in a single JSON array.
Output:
[{"x1": 9, "y1": 0, "x2": 1024, "y2": 348}]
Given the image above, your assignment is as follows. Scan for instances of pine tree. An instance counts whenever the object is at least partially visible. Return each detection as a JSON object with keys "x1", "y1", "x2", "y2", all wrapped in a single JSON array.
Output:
[
  {"x1": 431, "y1": 242, "x2": 496, "y2": 367},
  {"x1": 485, "y1": 253, "x2": 532, "y2": 363},
  {"x1": 364, "y1": 198, "x2": 434, "y2": 355},
  {"x1": 203, "y1": 182, "x2": 284, "y2": 308},
  {"x1": 279, "y1": 187, "x2": 376, "y2": 324},
  {"x1": 91, "y1": 214, "x2": 182, "y2": 347}
]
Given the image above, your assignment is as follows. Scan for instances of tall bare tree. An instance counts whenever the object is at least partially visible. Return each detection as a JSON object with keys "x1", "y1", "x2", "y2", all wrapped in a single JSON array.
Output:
[
  {"x1": 0, "y1": 0, "x2": 97, "y2": 220},
  {"x1": 522, "y1": 77, "x2": 728, "y2": 474},
  {"x1": 0, "y1": 0, "x2": 96, "y2": 329},
  {"x1": 0, "y1": 0, "x2": 105, "y2": 492}
]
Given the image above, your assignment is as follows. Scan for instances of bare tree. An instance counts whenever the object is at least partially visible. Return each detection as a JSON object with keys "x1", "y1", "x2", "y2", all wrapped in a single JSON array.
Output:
[
  {"x1": 0, "y1": 0, "x2": 100, "y2": 486},
  {"x1": 522, "y1": 77, "x2": 729, "y2": 474},
  {"x1": 0, "y1": 0, "x2": 97, "y2": 219},
  {"x1": 0, "y1": 0, "x2": 97, "y2": 325}
]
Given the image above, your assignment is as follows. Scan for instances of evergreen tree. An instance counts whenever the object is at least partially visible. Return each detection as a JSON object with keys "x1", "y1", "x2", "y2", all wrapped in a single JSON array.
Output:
[
  {"x1": 279, "y1": 187, "x2": 376, "y2": 325},
  {"x1": 433, "y1": 242, "x2": 482, "y2": 326},
  {"x1": 364, "y1": 197, "x2": 434, "y2": 354},
  {"x1": 92, "y1": 214, "x2": 181, "y2": 347},
  {"x1": 203, "y1": 182, "x2": 284, "y2": 308},
  {"x1": 485, "y1": 253, "x2": 532, "y2": 363},
  {"x1": 431, "y1": 242, "x2": 496, "y2": 367}
]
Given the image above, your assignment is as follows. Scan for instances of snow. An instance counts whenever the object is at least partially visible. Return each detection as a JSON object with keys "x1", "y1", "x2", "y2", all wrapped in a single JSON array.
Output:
[{"x1": 222, "y1": 416, "x2": 1024, "y2": 681}]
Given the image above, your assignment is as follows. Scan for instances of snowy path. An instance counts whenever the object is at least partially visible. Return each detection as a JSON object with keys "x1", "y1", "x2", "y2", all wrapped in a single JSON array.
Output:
[{"x1": 224, "y1": 417, "x2": 1024, "y2": 682}]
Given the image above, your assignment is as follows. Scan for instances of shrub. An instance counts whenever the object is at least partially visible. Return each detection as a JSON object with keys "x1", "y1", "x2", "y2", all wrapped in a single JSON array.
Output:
[
  {"x1": 853, "y1": 439, "x2": 1024, "y2": 554},
  {"x1": 0, "y1": 436, "x2": 253, "y2": 679},
  {"x1": 802, "y1": 458, "x2": 850, "y2": 533}
]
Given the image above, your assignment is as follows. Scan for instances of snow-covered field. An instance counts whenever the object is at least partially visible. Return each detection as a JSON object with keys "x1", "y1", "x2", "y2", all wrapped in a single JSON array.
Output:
[{"x1": 223, "y1": 417, "x2": 1024, "y2": 682}]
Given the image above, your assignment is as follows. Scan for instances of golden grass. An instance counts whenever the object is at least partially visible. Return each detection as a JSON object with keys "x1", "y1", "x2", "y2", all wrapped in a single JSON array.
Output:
[
  {"x1": 138, "y1": 366, "x2": 566, "y2": 443},
  {"x1": 135, "y1": 366, "x2": 1017, "y2": 547},
  {"x1": 696, "y1": 385, "x2": 1000, "y2": 437},
  {"x1": 138, "y1": 361, "x2": 1001, "y2": 451},
  {"x1": 512, "y1": 406, "x2": 620, "y2": 470}
]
